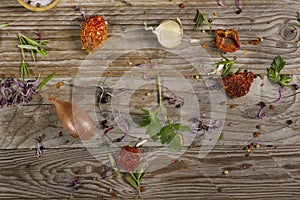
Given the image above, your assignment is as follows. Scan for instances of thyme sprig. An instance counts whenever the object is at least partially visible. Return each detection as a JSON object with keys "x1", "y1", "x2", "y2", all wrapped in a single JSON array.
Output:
[
  {"x1": 124, "y1": 166, "x2": 147, "y2": 198},
  {"x1": 18, "y1": 33, "x2": 48, "y2": 79}
]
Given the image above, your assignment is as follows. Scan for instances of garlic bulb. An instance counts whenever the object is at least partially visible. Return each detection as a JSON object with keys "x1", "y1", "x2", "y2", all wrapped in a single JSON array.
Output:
[{"x1": 145, "y1": 18, "x2": 183, "y2": 48}]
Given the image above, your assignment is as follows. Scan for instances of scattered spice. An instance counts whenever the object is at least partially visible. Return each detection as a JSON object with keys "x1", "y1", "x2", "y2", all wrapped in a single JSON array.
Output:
[
  {"x1": 179, "y1": 3, "x2": 185, "y2": 9},
  {"x1": 229, "y1": 104, "x2": 236, "y2": 109},
  {"x1": 248, "y1": 39, "x2": 261, "y2": 45},
  {"x1": 256, "y1": 124, "x2": 261, "y2": 129},
  {"x1": 201, "y1": 43, "x2": 207, "y2": 48},
  {"x1": 109, "y1": 188, "x2": 117, "y2": 197},
  {"x1": 215, "y1": 29, "x2": 240, "y2": 52},
  {"x1": 269, "y1": 104, "x2": 275, "y2": 110},
  {"x1": 242, "y1": 51, "x2": 248, "y2": 55},
  {"x1": 56, "y1": 82, "x2": 63, "y2": 89},
  {"x1": 253, "y1": 131, "x2": 261, "y2": 138},
  {"x1": 286, "y1": 120, "x2": 293, "y2": 125},
  {"x1": 58, "y1": 131, "x2": 63, "y2": 137},
  {"x1": 223, "y1": 169, "x2": 229, "y2": 175}
]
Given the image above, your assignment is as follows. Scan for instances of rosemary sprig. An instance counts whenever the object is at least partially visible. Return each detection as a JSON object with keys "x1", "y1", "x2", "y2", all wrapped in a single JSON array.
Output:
[
  {"x1": 216, "y1": 54, "x2": 236, "y2": 77},
  {"x1": 194, "y1": 9, "x2": 211, "y2": 30},
  {"x1": 0, "y1": 23, "x2": 9, "y2": 29},
  {"x1": 124, "y1": 166, "x2": 147, "y2": 198},
  {"x1": 17, "y1": 33, "x2": 48, "y2": 78}
]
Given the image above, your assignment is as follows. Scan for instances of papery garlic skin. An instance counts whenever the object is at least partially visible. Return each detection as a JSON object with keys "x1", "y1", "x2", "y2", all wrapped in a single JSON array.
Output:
[{"x1": 145, "y1": 18, "x2": 183, "y2": 48}]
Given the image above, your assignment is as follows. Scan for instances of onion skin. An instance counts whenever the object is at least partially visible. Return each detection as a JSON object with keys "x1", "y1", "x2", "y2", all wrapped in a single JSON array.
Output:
[{"x1": 49, "y1": 96, "x2": 95, "y2": 141}]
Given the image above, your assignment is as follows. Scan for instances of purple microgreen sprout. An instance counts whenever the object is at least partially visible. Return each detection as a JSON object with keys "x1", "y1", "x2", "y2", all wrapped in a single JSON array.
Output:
[
  {"x1": 289, "y1": 84, "x2": 299, "y2": 90},
  {"x1": 218, "y1": 0, "x2": 225, "y2": 7},
  {"x1": 71, "y1": 179, "x2": 79, "y2": 190},
  {"x1": 236, "y1": 0, "x2": 242, "y2": 14},
  {"x1": 36, "y1": 136, "x2": 43, "y2": 158},
  {"x1": 113, "y1": 113, "x2": 129, "y2": 142},
  {"x1": 101, "y1": 166, "x2": 112, "y2": 179},
  {"x1": 96, "y1": 86, "x2": 113, "y2": 112},
  {"x1": 274, "y1": 86, "x2": 284, "y2": 103},
  {"x1": 102, "y1": 126, "x2": 114, "y2": 143},
  {"x1": 142, "y1": 72, "x2": 152, "y2": 81},
  {"x1": 257, "y1": 102, "x2": 266, "y2": 119},
  {"x1": 73, "y1": 6, "x2": 86, "y2": 23},
  {"x1": 163, "y1": 94, "x2": 184, "y2": 108}
]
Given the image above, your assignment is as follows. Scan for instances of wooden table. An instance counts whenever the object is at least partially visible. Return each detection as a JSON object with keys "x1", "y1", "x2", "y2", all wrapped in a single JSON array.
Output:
[{"x1": 1, "y1": 0, "x2": 300, "y2": 199}]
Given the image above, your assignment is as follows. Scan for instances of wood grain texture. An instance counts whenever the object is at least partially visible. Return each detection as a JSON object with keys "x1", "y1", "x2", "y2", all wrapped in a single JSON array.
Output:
[{"x1": 0, "y1": 0, "x2": 300, "y2": 199}]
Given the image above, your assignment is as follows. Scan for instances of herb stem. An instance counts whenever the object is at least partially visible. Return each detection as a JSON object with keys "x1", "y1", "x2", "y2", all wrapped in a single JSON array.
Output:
[{"x1": 157, "y1": 74, "x2": 162, "y2": 108}]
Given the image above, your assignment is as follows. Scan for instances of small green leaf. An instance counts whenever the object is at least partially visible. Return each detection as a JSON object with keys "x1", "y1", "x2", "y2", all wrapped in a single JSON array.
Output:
[
  {"x1": 279, "y1": 75, "x2": 292, "y2": 86},
  {"x1": 145, "y1": 110, "x2": 162, "y2": 137},
  {"x1": 272, "y1": 55, "x2": 285, "y2": 72},
  {"x1": 108, "y1": 153, "x2": 120, "y2": 176},
  {"x1": 0, "y1": 23, "x2": 9, "y2": 29},
  {"x1": 172, "y1": 123, "x2": 191, "y2": 131},
  {"x1": 169, "y1": 133, "x2": 183, "y2": 151},
  {"x1": 18, "y1": 45, "x2": 37, "y2": 50},
  {"x1": 124, "y1": 174, "x2": 138, "y2": 190},
  {"x1": 151, "y1": 133, "x2": 159, "y2": 141},
  {"x1": 36, "y1": 72, "x2": 55, "y2": 91},
  {"x1": 160, "y1": 125, "x2": 171, "y2": 144}
]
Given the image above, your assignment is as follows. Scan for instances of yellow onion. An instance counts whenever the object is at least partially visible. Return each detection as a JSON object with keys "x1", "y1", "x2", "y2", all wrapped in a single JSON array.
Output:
[
  {"x1": 145, "y1": 18, "x2": 183, "y2": 48},
  {"x1": 49, "y1": 96, "x2": 95, "y2": 141}
]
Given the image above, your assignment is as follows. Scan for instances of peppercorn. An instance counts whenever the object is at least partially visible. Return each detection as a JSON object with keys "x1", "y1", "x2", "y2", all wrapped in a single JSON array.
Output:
[
  {"x1": 269, "y1": 104, "x2": 275, "y2": 109},
  {"x1": 27, "y1": 0, "x2": 31, "y2": 4},
  {"x1": 36, "y1": 3, "x2": 41, "y2": 7},
  {"x1": 286, "y1": 120, "x2": 293, "y2": 125},
  {"x1": 101, "y1": 95, "x2": 109, "y2": 103},
  {"x1": 223, "y1": 169, "x2": 229, "y2": 175},
  {"x1": 256, "y1": 124, "x2": 261, "y2": 129},
  {"x1": 179, "y1": 3, "x2": 185, "y2": 8}
]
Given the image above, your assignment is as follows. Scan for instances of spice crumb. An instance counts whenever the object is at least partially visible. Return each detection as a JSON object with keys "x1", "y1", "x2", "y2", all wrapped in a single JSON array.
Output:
[
  {"x1": 253, "y1": 131, "x2": 261, "y2": 138},
  {"x1": 242, "y1": 51, "x2": 248, "y2": 55},
  {"x1": 256, "y1": 124, "x2": 261, "y2": 129},
  {"x1": 247, "y1": 148, "x2": 252, "y2": 153},
  {"x1": 223, "y1": 169, "x2": 229, "y2": 175},
  {"x1": 269, "y1": 104, "x2": 275, "y2": 109},
  {"x1": 286, "y1": 120, "x2": 293, "y2": 125},
  {"x1": 201, "y1": 43, "x2": 206, "y2": 48},
  {"x1": 179, "y1": 3, "x2": 185, "y2": 9},
  {"x1": 229, "y1": 104, "x2": 236, "y2": 109},
  {"x1": 213, "y1": 12, "x2": 218, "y2": 16}
]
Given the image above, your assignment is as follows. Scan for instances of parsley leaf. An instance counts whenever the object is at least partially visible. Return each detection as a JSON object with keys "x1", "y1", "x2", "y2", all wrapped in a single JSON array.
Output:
[{"x1": 267, "y1": 55, "x2": 292, "y2": 86}]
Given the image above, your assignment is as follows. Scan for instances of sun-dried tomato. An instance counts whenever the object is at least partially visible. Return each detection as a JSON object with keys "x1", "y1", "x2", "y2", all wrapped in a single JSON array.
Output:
[
  {"x1": 80, "y1": 15, "x2": 108, "y2": 54},
  {"x1": 222, "y1": 71, "x2": 254, "y2": 98},
  {"x1": 118, "y1": 145, "x2": 140, "y2": 172},
  {"x1": 215, "y1": 29, "x2": 240, "y2": 53}
]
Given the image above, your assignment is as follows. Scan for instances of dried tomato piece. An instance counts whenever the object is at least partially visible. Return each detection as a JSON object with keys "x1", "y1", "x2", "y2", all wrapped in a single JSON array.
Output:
[
  {"x1": 118, "y1": 145, "x2": 140, "y2": 172},
  {"x1": 80, "y1": 15, "x2": 108, "y2": 54},
  {"x1": 215, "y1": 29, "x2": 240, "y2": 53},
  {"x1": 222, "y1": 71, "x2": 254, "y2": 98}
]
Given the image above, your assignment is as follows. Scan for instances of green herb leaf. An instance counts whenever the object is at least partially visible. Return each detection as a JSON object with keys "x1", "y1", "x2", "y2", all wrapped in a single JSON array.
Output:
[
  {"x1": 172, "y1": 123, "x2": 191, "y2": 131},
  {"x1": 160, "y1": 125, "x2": 171, "y2": 144},
  {"x1": 169, "y1": 133, "x2": 183, "y2": 151},
  {"x1": 36, "y1": 72, "x2": 55, "y2": 91},
  {"x1": 108, "y1": 153, "x2": 120, "y2": 176},
  {"x1": 297, "y1": 11, "x2": 300, "y2": 22},
  {"x1": 18, "y1": 45, "x2": 38, "y2": 50},
  {"x1": 145, "y1": 110, "x2": 163, "y2": 137},
  {"x1": 267, "y1": 55, "x2": 292, "y2": 87},
  {"x1": 0, "y1": 23, "x2": 9, "y2": 29},
  {"x1": 124, "y1": 174, "x2": 138, "y2": 190}
]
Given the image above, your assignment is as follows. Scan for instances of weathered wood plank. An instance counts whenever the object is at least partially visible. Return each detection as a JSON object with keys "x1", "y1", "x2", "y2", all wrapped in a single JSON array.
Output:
[{"x1": 0, "y1": 146, "x2": 300, "y2": 199}]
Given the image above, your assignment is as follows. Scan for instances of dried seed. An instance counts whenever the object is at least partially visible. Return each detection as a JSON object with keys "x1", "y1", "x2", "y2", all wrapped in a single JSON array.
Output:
[
  {"x1": 229, "y1": 104, "x2": 236, "y2": 109},
  {"x1": 253, "y1": 131, "x2": 260, "y2": 138},
  {"x1": 286, "y1": 120, "x2": 293, "y2": 125},
  {"x1": 223, "y1": 169, "x2": 229, "y2": 175}
]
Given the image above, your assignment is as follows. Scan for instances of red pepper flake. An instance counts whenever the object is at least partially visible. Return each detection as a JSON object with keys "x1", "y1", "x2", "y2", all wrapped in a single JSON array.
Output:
[
  {"x1": 140, "y1": 185, "x2": 146, "y2": 192},
  {"x1": 269, "y1": 104, "x2": 275, "y2": 110},
  {"x1": 260, "y1": 82, "x2": 264, "y2": 87},
  {"x1": 172, "y1": 159, "x2": 179, "y2": 164},
  {"x1": 227, "y1": 123, "x2": 232, "y2": 127},
  {"x1": 253, "y1": 131, "x2": 261, "y2": 138},
  {"x1": 229, "y1": 104, "x2": 236, "y2": 109},
  {"x1": 222, "y1": 71, "x2": 255, "y2": 98},
  {"x1": 201, "y1": 43, "x2": 207, "y2": 48},
  {"x1": 56, "y1": 82, "x2": 63, "y2": 89},
  {"x1": 109, "y1": 188, "x2": 117, "y2": 197},
  {"x1": 215, "y1": 29, "x2": 240, "y2": 53},
  {"x1": 248, "y1": 39, "x2": 261, "y2": 45},
  {"x1": 179, "y1": 3, "x2": 185, "y2": 8},
  {"x1": 118, "y1": 145, "x2": 140, "y2": 172}
]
